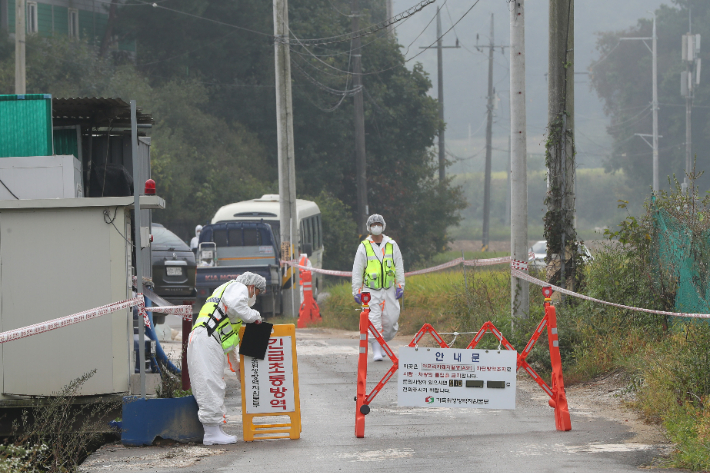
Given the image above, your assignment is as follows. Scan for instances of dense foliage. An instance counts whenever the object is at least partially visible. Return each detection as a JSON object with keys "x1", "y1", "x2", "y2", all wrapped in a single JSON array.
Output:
[
  {"x1": 115, "y1": 0, "x2": 465, "y2": 267},
  {"x1": 0, "y1": 0, "x2": 465, "y2": 269}
]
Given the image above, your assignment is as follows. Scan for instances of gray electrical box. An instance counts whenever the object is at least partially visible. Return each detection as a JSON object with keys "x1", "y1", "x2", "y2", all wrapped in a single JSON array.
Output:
[{"x1": 0, "y1": 196, "x2": 164, "y2": 397}]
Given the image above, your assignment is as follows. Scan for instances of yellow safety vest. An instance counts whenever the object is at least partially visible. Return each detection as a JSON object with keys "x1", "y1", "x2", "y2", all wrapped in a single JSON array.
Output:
[
  {"x1": 193, "y1": 281, "x2": 242, "y2": 353},
  {"x1": 362, "y1": 240, "x2": 395, "y2": 290}
]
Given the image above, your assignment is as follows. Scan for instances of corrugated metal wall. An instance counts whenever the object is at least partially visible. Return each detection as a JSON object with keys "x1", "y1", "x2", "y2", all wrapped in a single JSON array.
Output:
[{"x1": 0, "y1": 94, "x2": 53, "y2": 158}]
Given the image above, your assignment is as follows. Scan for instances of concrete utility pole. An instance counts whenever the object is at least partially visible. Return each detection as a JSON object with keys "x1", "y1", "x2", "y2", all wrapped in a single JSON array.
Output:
[
  {"x1": 510, "y1": 0, "x2": 529, "y2": 318},
  {"x1": 352, "y1": 0, "x2": 368, "y2": 234},
  {"x1": 480, "y1": 14, "x2": 508, "y2": 252},
  {"x1": 547, "y1": 0, "x2": 575, "y2": 289},
  {"x1": 681, "y1": 17, "x2": 701, "y2": 189},
  {"x1": 623, "y1": 13, "x2": 659, "y2": 192},
  {"x1": 420, "y1": 7, "x2": 459, "y2": 182},
  {"x1": 15, "y1": 0, "x2": 26, "y2": 94},
  {"x1": 386, "y1": 0, "x2": 394, "y2": 37},
  {"x1": 273, "y1": 0, "x2": 298, "y2": 315}
]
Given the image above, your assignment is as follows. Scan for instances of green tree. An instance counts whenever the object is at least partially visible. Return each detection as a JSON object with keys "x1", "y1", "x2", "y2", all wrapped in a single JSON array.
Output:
[
  {"x1": 0, "y1": 34, "x2": 272, "y2": 240},
  {"x1": 590, "y1": 0, "x2": 710, "y2": 197},
  {"x1": 312, "y1": 190, "x2": 358, "y2": 270},
  {"x1": 118, "y1": 0, "x2": 465, "y2": 264}
]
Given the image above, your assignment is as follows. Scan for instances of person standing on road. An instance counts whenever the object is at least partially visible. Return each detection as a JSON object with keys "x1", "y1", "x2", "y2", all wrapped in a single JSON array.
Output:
[
  {"x1": 190, "y1": 225, "x2": 203, "y2": 253},
  {"x1": 188, "y1": 271, "x2": 265, "y2": 445},
  {"x1": 352, "y1": 214, "x2": 405, "y2": 361}
]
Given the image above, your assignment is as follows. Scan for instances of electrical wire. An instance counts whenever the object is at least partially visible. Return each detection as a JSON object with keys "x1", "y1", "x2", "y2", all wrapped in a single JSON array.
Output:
[{"x1": 0, "y1": 179, "x2": 19, "y2": 199}]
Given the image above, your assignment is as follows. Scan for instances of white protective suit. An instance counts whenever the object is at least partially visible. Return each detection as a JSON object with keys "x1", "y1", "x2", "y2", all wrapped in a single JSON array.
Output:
[
  {"x1": 187, "y1": 281, "x2": 261, "y2": 425},
  {"x1": 351, "y1": 235, "x2": 405, "y2": 341},
  {"x1": 190, "y1": 225, "x2": 202, "y2": 251}
]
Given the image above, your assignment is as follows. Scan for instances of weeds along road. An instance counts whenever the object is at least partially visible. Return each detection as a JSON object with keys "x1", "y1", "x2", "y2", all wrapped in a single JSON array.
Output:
[{"x1": 82, "y1": 328, "x2": 681, "y2": 473}]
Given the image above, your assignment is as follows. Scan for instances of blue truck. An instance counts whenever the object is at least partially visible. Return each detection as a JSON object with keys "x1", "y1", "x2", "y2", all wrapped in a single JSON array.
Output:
[{"x1": 195, "y1": 221, "x2": 282, "y2": 316}]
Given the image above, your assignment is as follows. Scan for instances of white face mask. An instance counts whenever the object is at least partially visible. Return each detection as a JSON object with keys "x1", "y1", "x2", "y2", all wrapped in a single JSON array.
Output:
[
  {"x1": 370, "y1": 226, "x2": 383, "y2": 236},
  {"x1": 248, "y1": 292, "x2": 257, "y2": 307}
]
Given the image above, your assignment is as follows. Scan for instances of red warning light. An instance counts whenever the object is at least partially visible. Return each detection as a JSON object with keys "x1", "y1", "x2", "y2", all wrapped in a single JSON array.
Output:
[
  {"x1": 144, "y1": 179, "x2": 156, "y2": 195},
  {"x1": 542, "y1": 287, "x2": 553, "y2": 298},
  {"x1": 361, "y1": 292, "x2": 371, "y2": 304}
]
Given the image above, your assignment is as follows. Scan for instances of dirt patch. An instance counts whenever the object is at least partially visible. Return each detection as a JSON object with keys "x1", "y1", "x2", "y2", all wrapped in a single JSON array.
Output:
[
  {"x1": 562, "y1": 370, "x2": 669, "y2": 446},
  {"x1": 78, "y1": 443, "x2": 228, "y2": 471}
]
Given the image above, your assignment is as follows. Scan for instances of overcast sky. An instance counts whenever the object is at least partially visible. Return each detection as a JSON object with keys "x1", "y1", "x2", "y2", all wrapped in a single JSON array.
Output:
[{"x1": 390, "y1": 0, "x2": 669, "y2": 173}]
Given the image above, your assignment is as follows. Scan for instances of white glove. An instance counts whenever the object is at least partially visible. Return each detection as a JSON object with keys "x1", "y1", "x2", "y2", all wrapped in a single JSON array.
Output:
[
  {"x1": 254, "y1": 314, "x2": 263, "y2": 324},
  {"x1": 227, "y1": 349, "x2": 239, "y2": 374}
]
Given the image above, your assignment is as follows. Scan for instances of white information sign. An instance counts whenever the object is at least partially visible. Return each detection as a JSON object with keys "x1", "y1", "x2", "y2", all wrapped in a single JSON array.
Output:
[
  {"x1": 397, "y1": 347, "x2": 517, "y2": 409},
  {"x1": 243, "y1": 336, "x2": 296, "y2": 414}
]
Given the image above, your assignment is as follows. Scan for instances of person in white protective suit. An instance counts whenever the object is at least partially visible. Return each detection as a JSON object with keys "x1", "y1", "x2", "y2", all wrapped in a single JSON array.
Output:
[
  {"x1": 352, "y1": 214, "x2": 405, "y2": 361},
  {"x1": 187, "y1": 271, "x2": 265, "y2": 445},
  {"x1": 190, "y1": 225, "x2": 203, "y2": 253}
]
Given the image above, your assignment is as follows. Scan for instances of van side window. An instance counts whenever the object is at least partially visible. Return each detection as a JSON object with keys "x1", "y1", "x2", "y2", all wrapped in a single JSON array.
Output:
[{"x1": 316, "y1": 214, "x2": 322, "y2": 249}]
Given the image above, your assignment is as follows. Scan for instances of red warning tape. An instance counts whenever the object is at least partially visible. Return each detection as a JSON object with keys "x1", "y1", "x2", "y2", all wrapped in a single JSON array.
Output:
[
  {"x1": 281, "y1": 255, "x2": 512, "y2": 278},
  {"x1": 0, "y1": 296, "x2": 194, "y2": 345},
  {"x1": 0, "y1": 297, "x2": 142, "y2": 344},
  {"x1": 145, "y1": 304, "x2": 193, "y2": 321},
  {"x1": 511, "y1": 268, "x2": 710, "y2": 319}
]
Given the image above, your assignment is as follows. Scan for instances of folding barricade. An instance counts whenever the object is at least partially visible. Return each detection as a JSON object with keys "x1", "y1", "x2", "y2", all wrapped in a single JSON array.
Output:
[{"x1": 355, "y1": 287, "x2": 571, "y2": 438}]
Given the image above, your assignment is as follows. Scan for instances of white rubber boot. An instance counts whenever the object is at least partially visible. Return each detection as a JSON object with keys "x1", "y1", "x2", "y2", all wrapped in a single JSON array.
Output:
[
  {"x1": 203, "y1": 424, "x2": 237, "y2": 445},
  {"x1": 371, "y1": 342, "x2": 384, "y2": 362}
]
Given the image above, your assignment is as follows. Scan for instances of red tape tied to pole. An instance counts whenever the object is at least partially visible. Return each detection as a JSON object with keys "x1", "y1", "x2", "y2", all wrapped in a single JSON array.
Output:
[
  {"x1": 0, "y1": 296, "x2": 194, "y2": 345},
  {"x1": 282, "y1": 255, "x2": 513, "y2": 278},
  {"x1": 512, "y1": 268, "x2": 710, "y2": 320}
]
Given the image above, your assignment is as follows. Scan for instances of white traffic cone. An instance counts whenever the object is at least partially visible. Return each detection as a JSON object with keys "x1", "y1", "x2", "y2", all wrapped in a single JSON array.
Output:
[
  {"x1": 371, "y1": 341, "x2": 384, "y2": 362},
  {"x1": 202, "y1": 424, "x2": 237, "y2": 445}
]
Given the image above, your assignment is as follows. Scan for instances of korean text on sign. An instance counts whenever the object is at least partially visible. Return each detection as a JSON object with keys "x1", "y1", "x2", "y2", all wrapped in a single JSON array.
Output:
[{"x1": 243, "y1": 336, "x2": 296, "y2": 414}]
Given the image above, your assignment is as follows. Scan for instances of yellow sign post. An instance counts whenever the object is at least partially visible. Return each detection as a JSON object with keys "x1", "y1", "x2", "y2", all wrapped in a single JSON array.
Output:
[{"x1": 239, "y1": 324, "x2": 301, "y2": 441}]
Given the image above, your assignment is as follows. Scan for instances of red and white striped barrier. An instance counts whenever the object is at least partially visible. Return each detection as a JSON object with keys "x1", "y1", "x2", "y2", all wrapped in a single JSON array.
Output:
[
  {"x1": 0, "y1": 295, "x2": 193, "y2": 345},
  {"x1": 511, "y1": 268, "x2": 710, "y2": 320},
  {"x1": 145, "y1": 304, "x2": 193, "y2": 321},
  {"x1": 0, "y1": 297, "x2": 142, "y2": 344}
]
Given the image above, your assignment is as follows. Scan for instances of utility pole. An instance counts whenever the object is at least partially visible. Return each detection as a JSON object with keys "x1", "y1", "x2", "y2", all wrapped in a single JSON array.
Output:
[
  {"x1": 420, "y1": 7, "x2": 459, "y2": 182},
  {"x1": 480, "y1": 14, "x2": 508, "y2": 252},
  {"x1": 681, "y1": 18, "x2": 701, "y2": 189},
  {"x1": 505, "y1": 134, "x2": 511, "y2": 227},
  {"x1": 15, "y1": 0, "x2": 26, "y2": 94},
  {"x1": 482, "y1": 14, "x2": 495, "y2": 252},
  {"x1": 386, "y1": 0, "x2": 394, "y2": 37},
  {"x1": 273, "y1": 0, "x2": 298, "y2": 316},
  {"x1": 546, "y1": 0, "x2": 575, "y2": 289},
  {"x1": 352, "y1": 0, "x2": 368, "y2": 234},
  {"x1": 623, "y1": 13, "x2": 659, "y2": 192},
  {"x1": 510, "y1": 0, "x2": 529, "y2": 318}
]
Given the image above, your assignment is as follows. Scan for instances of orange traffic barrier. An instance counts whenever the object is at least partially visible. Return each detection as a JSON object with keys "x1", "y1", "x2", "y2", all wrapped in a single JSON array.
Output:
[
  {"x1": 544, "y1": 288, "x2": 572, "y2": 431},
  {"x1": 353, "y1": 286, "x2": 572, "y2": 437},
  {"x1": 297, "y1": 266, "x2": 321, "y2": 328}
]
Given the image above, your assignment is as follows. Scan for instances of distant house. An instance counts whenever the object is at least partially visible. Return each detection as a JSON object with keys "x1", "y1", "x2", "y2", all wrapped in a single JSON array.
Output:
[{"x1": 0, "y1": 0, "x2": 134, "y2": 54}]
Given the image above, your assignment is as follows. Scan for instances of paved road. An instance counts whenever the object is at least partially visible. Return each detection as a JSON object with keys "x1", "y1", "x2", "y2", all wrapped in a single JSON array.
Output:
[{"x1": 81, "y1": 328, "x2": 680, "y2": 472}]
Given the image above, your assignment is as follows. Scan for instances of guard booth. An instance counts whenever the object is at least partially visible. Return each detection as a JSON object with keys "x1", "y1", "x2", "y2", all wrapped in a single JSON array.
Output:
[
  {"x1": 0, "y1": 96, "x2": 163, "y2": 403},
  {"x1": 0, "y1": 196, "x2": 164, "y2": 399}
]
